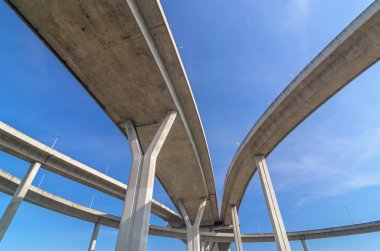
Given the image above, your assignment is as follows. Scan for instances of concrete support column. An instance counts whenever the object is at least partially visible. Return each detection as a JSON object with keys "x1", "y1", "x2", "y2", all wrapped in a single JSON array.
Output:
[
  {"x1": 231, "y1": 205, "x2": 243, "y2": 251},
  {"x1": 301, "y1": 239, "x2": 308, "y2": 251},
  {"x1": 209, "y1": 242, "x2": 217, "y2": 251},
  {"x1": 0, "y1": 162, "x2": 41, "y2": 241},
  {"x1": 255, "y1": 155, "x2": 291, "y2": 251},
  {"x1": 116, "y1": 111, "x2": 177, "y2": 251},
  {"x1": 88, "y1": 222, "x2": 100, "y2": 251},
  {"x1": 178, "y1": 199, "x2": 207, "y2": 251},
  {"x1": 203, "y1": 241, "x2": 212, "y2": 251}
]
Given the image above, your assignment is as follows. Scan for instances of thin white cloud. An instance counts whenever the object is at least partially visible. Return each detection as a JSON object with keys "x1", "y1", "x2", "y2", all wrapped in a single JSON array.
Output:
[{"x1": 270, "y1": 124, "x2": 380, "y2": 206}]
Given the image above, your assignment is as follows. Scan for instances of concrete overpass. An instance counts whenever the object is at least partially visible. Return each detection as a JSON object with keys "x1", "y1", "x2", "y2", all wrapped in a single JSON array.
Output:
[
  {"x1": 0, "y1": 121, "x2": 183, "y2": 227},
  {"x1": 1, "y1": 168, "x2": 380, "y2": 248},
  {"x1": 1, "y1": 0, "x2": 380, "y2": 250},
  {"x1": 218, "y1": 1, "x2": 380, "y2": 250},
  {"x1": 4, "y1": 0, "x2": 218, "y2": 226},
  {"x1": 221, "y1": 0, "x2": 380, "y2": 226}
]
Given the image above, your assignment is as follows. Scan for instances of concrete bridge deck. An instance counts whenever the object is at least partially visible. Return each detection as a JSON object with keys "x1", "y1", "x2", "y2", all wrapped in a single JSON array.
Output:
[
  {"x1": 221, "y1": 1, "x2": 380, "y2": 225},
  {"x1": 3, "y1": 0, "x2": 380, "y2": 250},
  {"x1": 5, "y1": 0, "x2": 218, "y2": 226},
  {"x1": 1, "y1": 168, "x2": 379, "y2": 243},
  {"x1": 0, "y1": 122, "x2": 183, "y2": 227}
]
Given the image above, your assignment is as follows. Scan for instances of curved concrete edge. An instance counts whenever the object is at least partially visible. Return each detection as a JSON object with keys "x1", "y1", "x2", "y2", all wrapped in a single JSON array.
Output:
[
  {"x1": 0, "y1": 167, "x2": 379, "y2": 243},
  {"x1": 221, "y1": 1, "x2": 380, "y2": 224},
  {"x1": 0, "y1": 149, "x2": 182, "y2": 227},
  {"x1": 152, "y1": 1, "x2": 219, "y2": 222},
  {"x1": 0, "y1": 121, "x2": 127, "y2": 198},
  {"x1": 0, "y1": 168, "x2": 120, "y2": 228},
  {"x1": 4, "y1": 0, "x2": 219, "y2": 225}
]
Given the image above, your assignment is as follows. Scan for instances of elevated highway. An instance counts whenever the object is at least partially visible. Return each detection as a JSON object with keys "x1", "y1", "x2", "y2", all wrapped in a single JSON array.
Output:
[
  {"x1": 3, "y1": 0, "x2": 380, "y2": 250},
  {"x1": 5, "y1": 0, "x2": 218, "y2": 226},
  {"x1": 221, "y1": 1, "x2": 380, "y2": 225},
  {"x1": 1, "y1": 168, "x2": 380, "y2": 243},
  {"x1": 0, "y1": 121, "x2": 183, "y2": 227}
]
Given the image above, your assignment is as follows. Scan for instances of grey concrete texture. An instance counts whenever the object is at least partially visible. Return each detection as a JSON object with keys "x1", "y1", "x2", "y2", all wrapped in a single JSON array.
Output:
[
  {"x1": 0, "y1": 162, "x2": 40, "y2": 241},
  {"x1": 0, "y1": 121, "x2": 183, "y2": 227},
  {"x1": 221, "y1": 1, "x2": 380, "y2": 225},
  {"x1": 2, "y1": 0, "x2": 380, "y2": 249},
  {"x1": 5, "y1": 0, "x2": 218, "y2": 225},
  {"x1": 256, "y1": 156, "x2": 291, "y2": 251},
  {"x1": 230, "y1": 206, "x2": 243, "y2": 251},
  {"x1": 179, "y1": 199, "x2": 207, "y2": 251},
  {"x1": 116, "y1": 112, "x2": 177, "y2": 251}
]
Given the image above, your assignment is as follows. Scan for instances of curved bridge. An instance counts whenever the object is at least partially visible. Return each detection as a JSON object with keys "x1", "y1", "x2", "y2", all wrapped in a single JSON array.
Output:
[
  {"x1": 5, "y1": 0, "x2": 218, "y2": 226},
  {"x1": 1, "y1": 0, "x2": 380, "y2": 251},
  {"x1": 1, "y1": 168, "x2": 379, "y2": 243},
  {"x1": 221, "y1": 1, "x2": 380, "y2": 225}
]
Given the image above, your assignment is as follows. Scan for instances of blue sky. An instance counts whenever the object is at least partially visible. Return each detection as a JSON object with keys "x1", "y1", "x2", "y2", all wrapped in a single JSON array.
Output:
[{"x1": 1, "y1": 0, "x2": 379, "y2": 250}]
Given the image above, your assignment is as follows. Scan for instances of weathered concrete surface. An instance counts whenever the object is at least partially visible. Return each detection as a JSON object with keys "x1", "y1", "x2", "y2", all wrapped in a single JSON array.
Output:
[
  {"x1": 5, "y1": 0, "x2": 218, "y2": 225},
  {"x1": 221, "y1": 1, "x2": 380, "y2": 224},
  {"x1": 116, "y1": 112, "x2": 177, "y2": 251},
  {"x1": 0, "y1": 122, "x2": 182, "y2": 228}
]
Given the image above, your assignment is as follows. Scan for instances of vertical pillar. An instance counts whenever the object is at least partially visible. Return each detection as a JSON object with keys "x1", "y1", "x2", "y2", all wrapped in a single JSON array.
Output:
[
  {"x1": 88, "y1": 222, "x2": 100, "y2": 251},
  {"x1": 116, "y1": 111, "x2": 177, "y2": 251},
  {"x1": 255, "y1": 155, "x2": 291, "y2": 251},
  {"x1": 209, "y1": 242, "x2": 217, "y2": 251},
  {"x1": 301, "y1": 239, "x2": 308, "y2": 251},
  {"x1": 203, "y1": 241, "x2": 212, "y2": 251},
  {"x1": 178, "y1": 199, "x2": 207, "y2": 251},
  {"x1": 231, "y1": 205, "x2": 243, "y2": 251},
  {"x1": 0, "y1": 162, "x2": 41, "y2": 241}
]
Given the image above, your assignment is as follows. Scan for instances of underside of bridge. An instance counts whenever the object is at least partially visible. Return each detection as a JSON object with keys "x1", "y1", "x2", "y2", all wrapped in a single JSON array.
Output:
[{"x1": 1, "y1": 0, "x2": 380, "y2": 251}]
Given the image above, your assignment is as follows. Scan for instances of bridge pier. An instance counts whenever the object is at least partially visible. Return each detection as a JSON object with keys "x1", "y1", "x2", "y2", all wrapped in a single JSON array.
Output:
[
  {"x1": 231, "y1": 205, "x2": 243, "y2": 251},
  {"x1": 88, "y1": 222, "x2": 100, "y2": 251},
  {"x1": 116, "y1": 111, "x2": 177, "y2": 251},
  {"x1": 0, "y1": 162, "x2": 41, "y2": 241},
  {"x1": 301, "y1": 239, "x2": 308, "y2": 251},
  {"x1": 255, "y1": 155, "x2": 291, "y2": 251},
  {"x1": 179, "y1": 199, "x2": 207, "y2": 251}
]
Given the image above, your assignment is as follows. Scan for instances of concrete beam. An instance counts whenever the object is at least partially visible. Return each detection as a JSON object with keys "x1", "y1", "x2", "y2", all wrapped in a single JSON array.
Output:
[
  {"x1": 0, "y1": 162, "x2": 40, "y2": 241},
  {"x1": 88, "y1": 222, "x2": 100, "y2": 251},
  {"x1": 255, "y1": 156, "x2": 291, "y2": 251},
  {"x1": 116, "y1": 111, "x2": 177, "y2": 251},
  {"x1": 0, "y1": 121, "x2": 183, "y2": 227}
]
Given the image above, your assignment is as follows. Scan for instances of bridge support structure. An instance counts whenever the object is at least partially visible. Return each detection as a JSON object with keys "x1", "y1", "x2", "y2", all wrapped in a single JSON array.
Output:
[
  {"x1": 231, "y1": 205, "x2": 243, "y2": 251},
  {"x1": 255, "y1": 155, "x2": 291, "y2": 251},
  {"x1": 301, "y1": 239, "x2": 308, "y2": 251},
  {"x1": 115, "y1": 111, "x2": 177, "y2": 251},
  {"x1": 0, "y1": 162, "x2": 41, "y2": 241},
  {"x1": 179, "y1": 199, "x2": 207, "y2": 251},
  {"x1": 88, "y1": 222, "x2": 100, "y2": 251}
]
